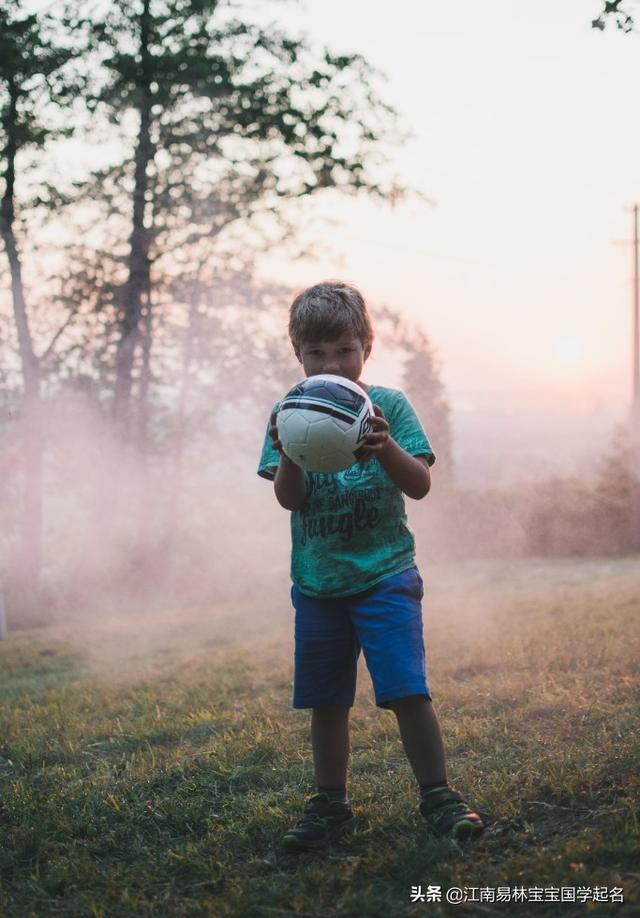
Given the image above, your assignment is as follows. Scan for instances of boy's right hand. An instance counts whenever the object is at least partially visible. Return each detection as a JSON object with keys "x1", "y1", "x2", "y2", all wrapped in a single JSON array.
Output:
[
  {"x1": 269, "y1": 411, "x2": 284, "y2": 454},
  {"x1": 271, "y1": 411, "x2": 303, "y2": 470},
  {"x1": 270, "y1": 411, "x2": 299, "y2": 467},
  {"x1": 271, "y1": 411, "x2": 306, "y2": 510}
]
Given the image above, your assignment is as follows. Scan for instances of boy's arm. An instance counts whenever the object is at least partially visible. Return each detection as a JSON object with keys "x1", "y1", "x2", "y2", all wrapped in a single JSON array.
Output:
[
  {"x1": 378, "y1": 440, "x2": 431, "y2": 500},
  {"x1": 360, "y1": 405, "x2": 431, "y2": 500},
  {"x1": 269, "y1": 411, "x2": 307, "y2": 511},
  {"x1": 274, "y1": 454, "x2": 307, "y2": 510}
]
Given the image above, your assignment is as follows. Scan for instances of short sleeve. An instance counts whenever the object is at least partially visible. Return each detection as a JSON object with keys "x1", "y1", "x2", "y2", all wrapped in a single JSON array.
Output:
[
  {"x1": 386, "y1": 392, "x2": 436, "y2": 466},
  {"x1": 257, "y1": 403, "x2": 281, "y2": 480}
]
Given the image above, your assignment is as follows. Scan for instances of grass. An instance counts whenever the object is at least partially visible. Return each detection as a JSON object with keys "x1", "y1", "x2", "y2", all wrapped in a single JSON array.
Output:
[{"x1": 0, "y1": 557, "x2": 638, "y2": 917}]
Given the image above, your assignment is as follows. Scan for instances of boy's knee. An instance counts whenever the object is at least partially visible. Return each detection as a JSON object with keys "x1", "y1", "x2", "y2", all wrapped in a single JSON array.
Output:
[
  {"x1": 387, "y1": 693, "x2": 431, "y2": 714},
  {"x1": 312, "y1": 705, "x2": 351, "y2": 720}
]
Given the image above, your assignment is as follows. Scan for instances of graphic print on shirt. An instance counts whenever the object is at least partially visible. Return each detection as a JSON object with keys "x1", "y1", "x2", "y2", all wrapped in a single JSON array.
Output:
[{"x1": 299, "y1": 462, "x2": 384, "y2": 546}]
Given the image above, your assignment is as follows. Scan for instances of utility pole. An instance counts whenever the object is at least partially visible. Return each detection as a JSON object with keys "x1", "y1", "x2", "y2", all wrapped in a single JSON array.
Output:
[
  {"x1": 630, "y1": 205, "x2": 640, "y2": 550},
  {"x1": 0, "y1": 591, "x2": 6, "y2": 640},
  {"x1": 633, "y1": 205, "x2": 640, "y2": 421}
]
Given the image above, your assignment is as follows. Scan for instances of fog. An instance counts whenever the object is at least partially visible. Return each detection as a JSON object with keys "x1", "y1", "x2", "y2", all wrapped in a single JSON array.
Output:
[{"x1": 1, "y1": 334, "x2": 636, "y2": 643}]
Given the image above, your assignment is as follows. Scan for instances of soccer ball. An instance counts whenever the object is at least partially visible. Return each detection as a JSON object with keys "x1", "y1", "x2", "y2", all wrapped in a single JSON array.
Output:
[{"x1": 277, "y1": 374, "x2": 373, "y2": 473}]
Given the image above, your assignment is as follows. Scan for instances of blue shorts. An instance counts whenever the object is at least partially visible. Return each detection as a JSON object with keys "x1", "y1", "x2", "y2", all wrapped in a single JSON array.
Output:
[{"x1": 291, "y1": 566, "x2": 431, "y2": 709}]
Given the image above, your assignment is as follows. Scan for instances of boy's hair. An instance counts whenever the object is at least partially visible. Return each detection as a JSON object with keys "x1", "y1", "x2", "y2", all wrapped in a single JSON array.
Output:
[{"x1": 289, "y1": 281, "x2": 374, "y2": 351}]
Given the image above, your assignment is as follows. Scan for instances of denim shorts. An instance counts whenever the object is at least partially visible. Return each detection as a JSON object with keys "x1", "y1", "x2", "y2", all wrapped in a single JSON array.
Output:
[{"x1": 291, "y1": 566, "x2": 431, "y2": 709}]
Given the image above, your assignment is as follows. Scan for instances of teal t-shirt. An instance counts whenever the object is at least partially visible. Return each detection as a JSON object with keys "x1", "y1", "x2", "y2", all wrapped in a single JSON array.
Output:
[{"x1": 257, "y1": 385, "x2": 435, "y2": 598}]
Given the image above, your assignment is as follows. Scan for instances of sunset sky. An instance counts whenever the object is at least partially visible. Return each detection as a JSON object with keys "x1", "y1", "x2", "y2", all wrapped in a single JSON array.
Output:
[{"x1": 259, "y1": 0, "x2": 640, "y2": 428}]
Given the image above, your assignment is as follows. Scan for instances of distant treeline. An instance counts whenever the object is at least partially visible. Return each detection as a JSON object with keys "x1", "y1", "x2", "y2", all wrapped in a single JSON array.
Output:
[{"x1": 417, "y1": 424, "x2": 638, "y2": 560}]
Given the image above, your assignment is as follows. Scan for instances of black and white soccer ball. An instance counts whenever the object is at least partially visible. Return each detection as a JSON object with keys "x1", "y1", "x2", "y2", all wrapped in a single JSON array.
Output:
[{"x1": 277, "y1": 374, "x2": 374, "y2": 473}]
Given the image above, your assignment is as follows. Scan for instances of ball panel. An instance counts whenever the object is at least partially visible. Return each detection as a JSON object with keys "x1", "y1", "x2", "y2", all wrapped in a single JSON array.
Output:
[
  {"x1": 278, "y1": 411, "x2": 311, "y2": 441},
  {"x1": 311, "y1": 379, "x2": 367, "y2": 415}
]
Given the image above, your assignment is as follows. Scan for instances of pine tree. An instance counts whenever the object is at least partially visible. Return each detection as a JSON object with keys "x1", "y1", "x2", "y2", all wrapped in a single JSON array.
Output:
[
  {"x1": 0, "y1": 1, "x2": 77, "y2": 601},
  {"x1": 376, "y1": 305, "x2": 452, "y2": 485},
  {"x1": 64, "y1": 0, "x2": 404, "y2": 436}
]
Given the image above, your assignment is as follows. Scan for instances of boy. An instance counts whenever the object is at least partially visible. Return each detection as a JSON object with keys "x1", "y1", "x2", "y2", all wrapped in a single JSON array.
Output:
[{"x1": 257, "y1": 281, "x2": 484, "y2": 850}]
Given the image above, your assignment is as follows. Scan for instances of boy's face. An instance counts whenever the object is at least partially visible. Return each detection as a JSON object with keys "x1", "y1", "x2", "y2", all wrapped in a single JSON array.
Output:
[{"x1": 296, "y1": 334, "x2": 371, "y2": 383}]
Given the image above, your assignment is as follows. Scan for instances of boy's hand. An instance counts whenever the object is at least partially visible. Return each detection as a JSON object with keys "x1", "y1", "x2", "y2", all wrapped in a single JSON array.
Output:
[
  {"x1": 357, "y1": 404, "x2": 391, "y2": 462},
  {"x1": 271, "y1": 409, "x2": 306, "y2": 510},
  {"x1": 270, "y1": 410, "x2": 299, "y2": 466},
  {"x1": 269, "y1": 410, "x2": 285, "y2": 454}
]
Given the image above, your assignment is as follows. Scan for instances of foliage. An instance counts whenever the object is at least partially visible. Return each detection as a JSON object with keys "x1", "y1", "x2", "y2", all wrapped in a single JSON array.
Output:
[
  {"x1": 592, "y1": 0, "x2": 636, "y2": 31},
  {"x1": 0, "y1": 1, "x2": 77, "y2": 159},
  {"x1": 51, "y1": 0, "x2": 406, "y2": 426},
  {"x1": 365, "y1": 304, "x2": 453, "y2": 483},
  {"x1": 394, "y1": 317, "x2": 452, "y2": 487}
]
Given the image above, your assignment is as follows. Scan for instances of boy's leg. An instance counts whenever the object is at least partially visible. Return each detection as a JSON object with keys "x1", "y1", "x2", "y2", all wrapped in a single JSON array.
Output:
[
  {"x1": 291, "y1": 584, "x2": 357, "y2": 788},
  {"x1": 312, "y1": 704, "x2": 351, "y2": 790},
  {"x1": 282, "y1": 706, "x2": 354, "y2": 850},
  {"x1": 283, "y1": 589, "x2": 357, "y2": 850},
  {"x1": 389, "y1": 693, "x2": 484, "y2": 839},
  {"x1": 387, "y1": 694, "x2": 447, "y2": 787},
  {"x1": 348, "y1": 569, "x2": 484, "y2": 839}
]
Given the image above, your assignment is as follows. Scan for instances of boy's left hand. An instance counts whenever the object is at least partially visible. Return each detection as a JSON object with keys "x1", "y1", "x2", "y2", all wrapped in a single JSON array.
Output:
[{"x1": 357, "y1": 404, "x2": 391, "y2": 462}]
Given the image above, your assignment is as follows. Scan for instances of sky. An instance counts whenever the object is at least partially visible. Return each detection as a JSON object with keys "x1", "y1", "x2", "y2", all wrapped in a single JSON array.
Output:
[{"x1": 257, "y1": 0, "x2": 640, "y2": 442}]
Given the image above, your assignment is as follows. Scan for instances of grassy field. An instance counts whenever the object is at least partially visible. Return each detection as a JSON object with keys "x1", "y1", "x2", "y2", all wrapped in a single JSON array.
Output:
[{"x1": 1, "y1": 557, "x2": 639, "y2": 917}]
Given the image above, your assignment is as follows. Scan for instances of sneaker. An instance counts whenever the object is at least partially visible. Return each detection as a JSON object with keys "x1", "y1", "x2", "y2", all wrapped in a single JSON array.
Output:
[
  {"x1": 282, "y1": 793, "x2": 355, "y2": 851},
  {"x1": 420, "y1": 786, "x2": 485, "y2": 840}
]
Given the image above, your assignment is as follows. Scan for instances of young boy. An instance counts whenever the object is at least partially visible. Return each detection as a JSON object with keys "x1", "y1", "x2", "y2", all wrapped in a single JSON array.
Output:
[{"x1": 257, "y1": 281, "x2": 484, "y2": 850}]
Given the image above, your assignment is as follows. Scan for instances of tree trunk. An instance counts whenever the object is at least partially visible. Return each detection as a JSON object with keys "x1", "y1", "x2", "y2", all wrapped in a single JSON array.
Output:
[
  {"x1": 165, "y1": 295, "x2": 198, "y2": 541},
  {"x1": 112, "y1": 0, "x2": 153, "y2": 435},
  {"x1": 138, "y1": 295, "x2": 153, "y2": 446},
  {"x1": 0, "y1": 77, "x2": 43, "y2": 600}
]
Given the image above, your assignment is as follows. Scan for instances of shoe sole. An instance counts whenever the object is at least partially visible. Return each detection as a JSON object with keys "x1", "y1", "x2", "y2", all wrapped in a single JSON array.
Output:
[{"x1": 281, "y1": 816, "x2": 356, "y2": 851}]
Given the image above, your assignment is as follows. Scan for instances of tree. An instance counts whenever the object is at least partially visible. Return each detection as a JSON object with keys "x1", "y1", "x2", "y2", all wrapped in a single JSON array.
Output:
[
  {"x1": 374, "y1": 305, "x2": 452, "y2": 485},
  {"x1": 401, "y1": 330, "x2": 452, "y2": 485},
  {"x1": 66, "y1": 0, "x2": 404, "y2": 436},
  {"x1": 0, "y1": 1, "x2": 77, "y2": 599},
  {"x1": 595, "y1": 424, "x2": 638, "y2": 553}
]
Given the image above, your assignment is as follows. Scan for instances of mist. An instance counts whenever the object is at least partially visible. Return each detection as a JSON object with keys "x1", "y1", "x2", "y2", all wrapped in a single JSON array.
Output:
[{"x1": 1, "y1": 304, "x2": 636, "y2": 645}]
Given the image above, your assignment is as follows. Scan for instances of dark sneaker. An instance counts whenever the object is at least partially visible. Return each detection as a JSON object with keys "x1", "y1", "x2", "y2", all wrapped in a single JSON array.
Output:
[
  {"x1": 420, "y1": 786, "x2": 485, "y2": 840},
  {"x1": 282, "y1": 793, "x2": 355, "y2": 851}
]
